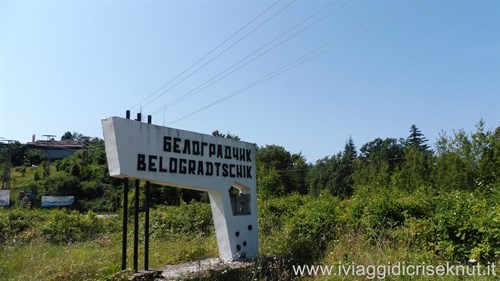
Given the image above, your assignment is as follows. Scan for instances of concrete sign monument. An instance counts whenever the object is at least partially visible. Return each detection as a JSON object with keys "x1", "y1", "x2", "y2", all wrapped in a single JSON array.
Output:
[{"x1": 102, "y1": 116, "x2": 258, "y2": 262}]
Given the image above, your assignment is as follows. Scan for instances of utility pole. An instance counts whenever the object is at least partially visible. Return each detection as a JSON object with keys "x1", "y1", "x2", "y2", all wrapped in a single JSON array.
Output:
[
  {"x1": 41, "y1": 134, "x2": 56, "y2": 178},
  {"x1": 1, "y1": 139, "x2": 16, "y2": 190}
]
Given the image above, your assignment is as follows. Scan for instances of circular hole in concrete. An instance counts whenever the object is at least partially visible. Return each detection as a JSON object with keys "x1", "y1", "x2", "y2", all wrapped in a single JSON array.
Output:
[
  {"x1": 236, "y1": 244, "x2": 241, "y2": 251},
  {"x1": 235, "y1": 231, "x2": 240, "y2": 237},
  {"x1": 243, "y1": 241, "x2": 247, "y2": 247},
  {"x1": 248, "y1": 225, "x2": 253, "y2": 231}
]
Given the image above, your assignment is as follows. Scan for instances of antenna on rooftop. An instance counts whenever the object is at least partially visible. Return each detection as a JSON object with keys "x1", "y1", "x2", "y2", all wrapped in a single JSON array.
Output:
[
  {"x1": 42, "y1": 134, "x2": 57, "y2": 141},
  {"x1": 41, "y1": 134, "x2": 56, "y2": 177}
]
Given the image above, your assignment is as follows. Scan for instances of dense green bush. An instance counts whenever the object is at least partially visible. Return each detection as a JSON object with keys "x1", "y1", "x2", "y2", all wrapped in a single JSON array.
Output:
[
  {"x1": 282, "y1": 193, "x2": 339, "y2": 262},
  {"x1": 258, "y1": 194, "x2": 310, "y2": 235},
  {"x1": 403, "y1": 190, "x2": 500, "y2": 262},
  {"x1": 150, "y1": 201, "x2": 213, "y2": 240},
  {"x1": 0, "y1": 208, "x2": 117, "y2": 245},
  {"x1": 257, "y1": 193, "x2": 339, "y2": 263},
  {"x1": 332, "y1": 181, "x2": 500, "y2": 263},
  {"x1": 44, "y1": 171, "x2": 82, "y2": 197},
  {"x1": 0, "y1": 209, "x2": 35, "y2": 243},
  {"x1": 338, "y1": 187, "x2": 399, "y2": 233},
  {"x1": 41, "y1": 210, "x2": 117, "y2": 244}
]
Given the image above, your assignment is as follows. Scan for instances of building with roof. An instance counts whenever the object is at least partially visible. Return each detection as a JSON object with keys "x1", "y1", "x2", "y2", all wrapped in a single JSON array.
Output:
[{"x1": 26, "y1": 139, "x2": 85, "y2": 160}]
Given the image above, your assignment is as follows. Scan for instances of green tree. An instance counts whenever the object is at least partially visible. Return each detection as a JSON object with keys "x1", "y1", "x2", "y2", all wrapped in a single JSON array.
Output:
[
  {"x1": 61, "y1": 131, "x2": 73, "y2": 140},
  {"x1": 306, "y1": 138, "x2": 357, "y2": 198},
  {"x1": 86, "y1": 137, "x2": 107, "y2": 165},
  {"x1": 258, "y1": 168, "x2": 286, "y2": 199},
  {"x1": 407, "y1": 124, "x2": 430, "y2": 153},
  {"x1": 472, "y1": 121, "x2": 500, "y2": 188},
  {"x1": 256, "y1": 145, "x2": 306, "y2": 197},
  {"x1": 26, "y1": 148, "x2": 41, "y2": 165},
  {"x1": 1, "y1": 141, "x2": 28, "y2": 167},
  {"x1": 391, "y1": 146, "x2": 433, "y2": 192},
  {"x1": 61, "y1": 131, "x2": 90, "y2": 143},
  {"x1": 33, "y1": 170, "x2": 40, "y2": 181},
  {"x1": 211, "y1": 130, "x2": 240, "y2": 141},
  {"x1": 307, "y1": 155, "x2": 339, "y2": 197},
  {"x1": 434, "y1": 121, "x2": 500, "y2": 191},
  {"x1": 360, "y1": 137, "x2": 405, "y2": 172},
  {"x1": 289, "y1": 152, "x2": 308, "y2": 194},
  {"x1": 44, "y1": 171, "x2": 82, "y2": 197},
  {"x1": 337, "y1": 137, "x2": 357, "y2": 197},
  {"x1": 344, "y1": 136, "x2": 357, "y2": 161}
]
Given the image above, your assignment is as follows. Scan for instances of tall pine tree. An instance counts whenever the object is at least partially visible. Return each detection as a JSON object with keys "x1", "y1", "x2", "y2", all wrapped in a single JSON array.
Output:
[
  {"x1": 343, "y1": 136, "x2": 357, "y2": 161},
  {"x1": 407, "y1": 124, "x2": 430, "y2": 153}
]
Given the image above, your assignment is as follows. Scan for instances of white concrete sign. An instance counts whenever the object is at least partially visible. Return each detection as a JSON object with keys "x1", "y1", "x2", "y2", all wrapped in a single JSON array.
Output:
[{"x1": 102, "y1": 116, "x2": 258, "y2": 261}]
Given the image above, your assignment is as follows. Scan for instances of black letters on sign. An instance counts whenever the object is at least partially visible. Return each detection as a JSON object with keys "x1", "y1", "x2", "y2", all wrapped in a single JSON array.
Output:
[
  {"x1": 137, "y1": 154, "x2": 146, "y2": 171},
  {"x1": 136, "y1": 135, "x2": 254, "y2": 179},
  {"x1": 163, "y1": 136, "x2": 171, "y2": 152},
  {"x1": 136, "y1": 153, "x2": 253, "y2": 179},
  {"x1": 148, "y1": 155, "x2": 157, "y2": 172},
  {"x1": 179, "y1": 158, "x2": 187, "y2": 174},
  {"x1": 173, "y1": 138, "x2": 181, "y2": 153}
]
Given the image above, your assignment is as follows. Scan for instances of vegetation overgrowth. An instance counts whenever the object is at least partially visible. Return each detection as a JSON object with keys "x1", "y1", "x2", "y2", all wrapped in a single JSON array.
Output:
[{"x1": 0, "y1": 121, "x2": 499, "y2": 280}]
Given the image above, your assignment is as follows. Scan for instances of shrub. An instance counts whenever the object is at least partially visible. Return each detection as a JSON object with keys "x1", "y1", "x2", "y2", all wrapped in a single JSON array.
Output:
[
  {"x1": 396, "y1": 191, "x2": 500, "y2": 262},
  {"x1": 258, "y1": 194, "x2": 310, "y2": 235},
  {"x1": 43, "y1": 172, "x2": 82, "y2": 197},
  {"x1": 281, "y1": 193, "x2": 339, "y2": 263},
  {"x1": 41, "y1": 210, "x2": 115, "y2": 244},
  {"x1": 0, "y1": 209, "x2": 33, "y2": 242},
  {"x1": 150, "y1": 201, "x2": 213, "y2": 240}
]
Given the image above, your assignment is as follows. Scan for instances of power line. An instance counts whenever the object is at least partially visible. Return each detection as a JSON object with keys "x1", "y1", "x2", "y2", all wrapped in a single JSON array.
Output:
[
  {"x1": 165, "y1": 0, "x2": 424, "y2": 125},
  {"x1": 131, "y1": 0, "x2": 296, "y2": 114},
  {"x1": 151, "y1": 0, "x2": 352, "y2": 115},
  {"x1": 90, "y1": 0, "x2": 361, "y2": 135},
  {"x1": 76, "y1": 0, "x2": 422, "y2": 142},
  {"x1": 129, "y1": 0, "x2": 282, "y2": 112}
]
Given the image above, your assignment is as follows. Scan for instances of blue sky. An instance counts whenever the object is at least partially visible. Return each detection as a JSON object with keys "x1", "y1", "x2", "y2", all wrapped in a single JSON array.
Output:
[{"x1": 1, "y1": 0, "x2": 499, "y2": 163}]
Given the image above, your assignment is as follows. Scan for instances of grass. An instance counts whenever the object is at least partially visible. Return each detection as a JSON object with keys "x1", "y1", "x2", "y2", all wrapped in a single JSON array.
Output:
[
  {"x1": 0, "y1": 238, "x2": 118, "y2": 280},
  {"x1": 0, "y1": 231, "x2": 218, "y2": 281},
  {"x1": 149, "y1": 234, "x2": 218, "y2": 266},
  {"x1": 1, "y1": 167, "x2": 223, "y2": 280},
  {"x1": 2, "y1": 213, "x2": 499, "y2": 281},
  {"x1": 299, "y1": 231, "x2": 500, "y2": 281},
  {"x1": 9, "y1": 166, "x2": 38, "y2": 190},
  {"x1": 6, "y1": 165, "x2": 45, "y2": 206},
  {"x1": 2, "y1": 190, "x2": 500, "y2": 281}
]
